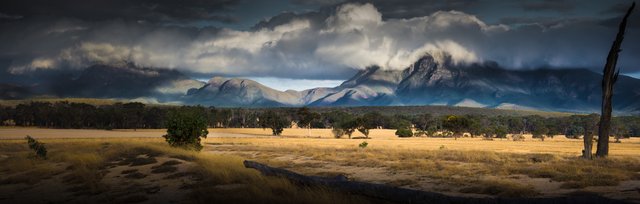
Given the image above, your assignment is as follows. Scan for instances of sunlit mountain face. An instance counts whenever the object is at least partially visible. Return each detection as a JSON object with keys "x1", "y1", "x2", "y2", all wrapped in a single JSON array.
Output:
[{"x1": 1, "y1": 0, "x2": 639, "y2": 112}]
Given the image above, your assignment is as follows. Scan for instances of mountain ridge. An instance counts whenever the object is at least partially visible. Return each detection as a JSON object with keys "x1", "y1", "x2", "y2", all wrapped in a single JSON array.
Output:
[
  {"x1": 184, "y1": 53, "x2": 640, "y2": 113},
  {"x1": 3, "y1": 53, "x2": 640, "y2": 114}
]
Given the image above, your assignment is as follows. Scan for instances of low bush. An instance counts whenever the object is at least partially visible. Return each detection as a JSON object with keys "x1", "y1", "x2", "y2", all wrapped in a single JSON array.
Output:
[
  {"x1": 25, "y1": 135, "x2": 47, "y2": 159},
  {"x1": 395, "y1": 128, "x2": 413, "y2": 137},
  {"x1": 163, "y1": 107, "x2": 209, "y2": 151}
]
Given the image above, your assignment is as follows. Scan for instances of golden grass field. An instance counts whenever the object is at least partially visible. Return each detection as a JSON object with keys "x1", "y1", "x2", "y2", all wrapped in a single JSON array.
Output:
[
  {"x1": 0, "y1": 136, "x2": 370, "y2": 203},
  {"x1": 1, "y1": 127, "x2": 640, "y2": 203}
]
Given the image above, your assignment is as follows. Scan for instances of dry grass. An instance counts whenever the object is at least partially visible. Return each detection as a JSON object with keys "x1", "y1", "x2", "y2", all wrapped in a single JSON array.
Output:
[
  {"x1": 2, "y1": 128, "x2": 640, "y2": 200},
  {"x1": 209, "y1": 128, "x2": 640, "y2": 156},
  {"x1": 0, "y1": 138, "x2": 371, "y2": 203},
  {"x1": 204, "y1": 128, "x2": 640, "y2": 198}
]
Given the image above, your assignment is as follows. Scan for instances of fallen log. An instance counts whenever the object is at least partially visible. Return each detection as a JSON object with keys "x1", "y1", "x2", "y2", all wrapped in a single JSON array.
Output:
[{"x1": 243, "y1": 160, "x2": 628, "y2": 204}]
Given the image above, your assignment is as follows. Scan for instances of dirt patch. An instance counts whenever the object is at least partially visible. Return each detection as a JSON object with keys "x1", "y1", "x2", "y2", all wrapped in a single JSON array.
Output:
[
  {"x1": 121, "y1": 169, "x2": 138, "y2": 174},
  {"x1": 151, "y1": 165, "x2": 178, "y2": 174},
  {"x1": 0, "y1": 148, "x2": 201, "y2": 204},
  {"x1": 117, "y1": 154, "x2": 158, "y2": 166},
  {"x1": 100, "y1": 155, "x2": 201, "y2": 203},
  {"x1": 165, "y1": 172, "x2": 200, "y2": 180},
  {"x1": 124, "y1": 172, "x2": 147, "y2": 179},
  {"x1": 150, "y1": 160, "x2": 182, "y2": 174}
]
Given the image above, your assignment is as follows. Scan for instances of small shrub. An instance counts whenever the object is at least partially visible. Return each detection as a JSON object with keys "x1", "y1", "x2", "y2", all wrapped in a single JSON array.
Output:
[
  {"x1": 331, "y1": 128, "x2": 345, "y2": 138},
  {"x1": 25, "y1": 135, "x2": 47, "y2": 159},
  {"x1": 163, "y1": 107, "x2": 209, "y2": 151},
  {"x1": 358, "y1": 141, "x2": 368, "y2": 149},
  {"x1": 395, "y1": 128, "x2": 413, "y2": 137}
]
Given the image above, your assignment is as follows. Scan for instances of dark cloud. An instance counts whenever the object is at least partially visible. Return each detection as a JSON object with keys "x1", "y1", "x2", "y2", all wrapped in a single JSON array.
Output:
[
  {"x1": 0, "y1": 0, "x2": 240, "y2": 24},
  {"x1": 292, "y1": 0, "x2": 479, "y2": 19},
  {"x1": 498, "y1": 16, "x2": 589, "y2": 30},
  {"x1": 598, "y1": 15, "x2": 640, "y2": 29},
  {"x1": 251, "y1": 10, "x2": 328, "y2": 31},
  {"x1": 1, "y1": 0, "x2": 640, "y2": 86},
  {"x1": 600, "y1": 2, "x2": 635, "y2": 14},
  {"x1": 359, "y1": 0, "x2": 479, "y2": 19},
  {"x1": 291, "y1": 0, "x2": 345, "y2": 6},
  {"x1": 520, "y1": 0, "x2": 576, "y2": 12},
  {"x1": 0, "y1": 12, "x2": 23, "y2": 20}
]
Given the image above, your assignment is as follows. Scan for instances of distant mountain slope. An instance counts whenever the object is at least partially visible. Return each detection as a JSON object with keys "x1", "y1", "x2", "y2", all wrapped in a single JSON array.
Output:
[
  {"x1": 186, "y1": 53, "x2": 640, "y2": 113},
  {"x1": 55, "y1": 65, "x2": 204, "y2": 99},
  {"x1": 0, "y1": 83, "x2": 32, "y2": 99},
  {"x1": 3, "y1": 53, "x2": 640, "y2": 113},
  {"x1": 184, "y1": 77, "x2": 305, "y2": 106},
  {"x1": 0, "y1": 64, "x2": 204, "y2": 102},
  {"x1": 394, "y1": 55, "x2": 640, "y2": 112}
]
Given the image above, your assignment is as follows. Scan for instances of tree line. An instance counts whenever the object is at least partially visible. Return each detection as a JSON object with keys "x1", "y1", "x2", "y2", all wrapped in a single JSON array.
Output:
[{"x1": 1, "y1": 101, "x2": 639, "y2": 139}]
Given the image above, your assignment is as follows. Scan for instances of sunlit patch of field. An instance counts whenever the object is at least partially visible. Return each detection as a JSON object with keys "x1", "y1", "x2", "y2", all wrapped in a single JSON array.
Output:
[
  {"x1": 2, "y1": 128, "x2": 640, "y2": 202},
  {"x1": 0, "y1": 128, "x2": 167, "y2": 139},
  {"x1": 209, "y1": 128, "x2": 640, "y2": 156},
  {"x1": 207, "y1": 128, "x2": 640, "y2": 201}
]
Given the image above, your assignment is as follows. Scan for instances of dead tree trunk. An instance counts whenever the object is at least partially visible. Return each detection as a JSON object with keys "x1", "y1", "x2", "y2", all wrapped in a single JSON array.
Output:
[
  {"x1": 596, "y1": 2, "x2": 635, "y2": 158},
  {"x1": 583, "y1": 119, "x2": 594, "y2": 159}
]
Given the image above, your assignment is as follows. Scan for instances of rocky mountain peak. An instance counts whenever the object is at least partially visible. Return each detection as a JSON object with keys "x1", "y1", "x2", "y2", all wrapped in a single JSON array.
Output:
[
  {"x1": 207, "y1": 76, "x2": 227, "y2": 87},
  {"x1": 399, "y1": 53, "x2": 456, "y2": 90}
]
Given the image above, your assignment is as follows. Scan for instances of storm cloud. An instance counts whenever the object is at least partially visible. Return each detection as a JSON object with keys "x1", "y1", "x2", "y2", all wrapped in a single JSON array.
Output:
[
  {"x1": 0, "y1": 0, "x2": 239, "y2": 23},
  {"x1": 1, "y1": 0, "x2": 639, "y2": 81}
]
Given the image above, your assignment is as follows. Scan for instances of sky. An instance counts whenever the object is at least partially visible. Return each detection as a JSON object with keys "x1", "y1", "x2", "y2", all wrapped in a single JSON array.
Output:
[{"x1": 1, "y1": 0, "x2": 639, "y2": 91}]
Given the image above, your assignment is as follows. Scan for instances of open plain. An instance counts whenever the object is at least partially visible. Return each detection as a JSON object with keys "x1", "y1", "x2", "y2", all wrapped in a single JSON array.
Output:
[{"x1": 1, "y1": 128, "x2": 639, "y2": 203}]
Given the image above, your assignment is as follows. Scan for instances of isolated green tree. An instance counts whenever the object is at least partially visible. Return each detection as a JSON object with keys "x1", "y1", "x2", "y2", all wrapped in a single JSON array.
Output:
[{"x1": 163, "y1": 107, "x2": 209, "y2": 151}]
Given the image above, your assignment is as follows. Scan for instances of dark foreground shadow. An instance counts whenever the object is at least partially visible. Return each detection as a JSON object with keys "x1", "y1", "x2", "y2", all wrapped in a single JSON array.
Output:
[{"x1": 244, "y1": 160, "x2": 630, "y2": 204}]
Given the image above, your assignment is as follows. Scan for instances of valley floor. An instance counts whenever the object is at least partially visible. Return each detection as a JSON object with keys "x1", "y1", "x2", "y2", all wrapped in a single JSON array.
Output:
[{"x1": 1, "y1": 128, "x2": 639, "y2": 203}]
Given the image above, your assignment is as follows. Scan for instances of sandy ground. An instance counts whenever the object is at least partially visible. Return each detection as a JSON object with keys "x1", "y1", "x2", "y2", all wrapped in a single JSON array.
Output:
[{"x1": 0, "y1": 151, "x2": 200, "y2": 203}]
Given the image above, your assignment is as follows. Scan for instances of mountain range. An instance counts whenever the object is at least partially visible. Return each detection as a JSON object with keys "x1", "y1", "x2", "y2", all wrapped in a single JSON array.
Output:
[
  {"x1": 184, "y1": 54, "x2": 640, "y2": 113},
  {"x1": 3, "y1": 53, "x2": 640, "y2": 113}
]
